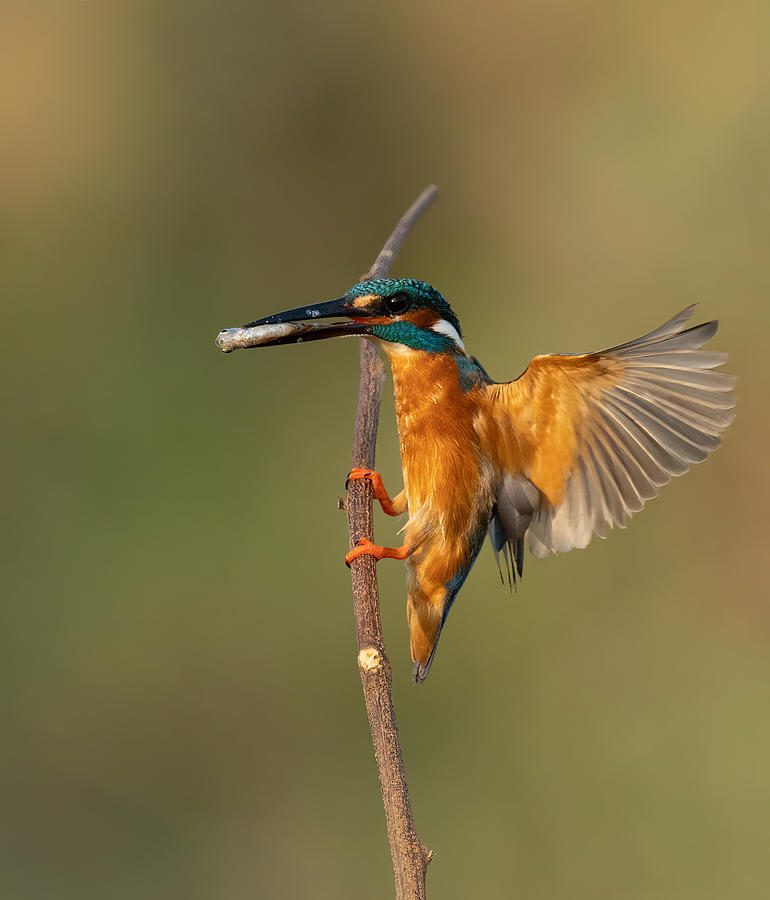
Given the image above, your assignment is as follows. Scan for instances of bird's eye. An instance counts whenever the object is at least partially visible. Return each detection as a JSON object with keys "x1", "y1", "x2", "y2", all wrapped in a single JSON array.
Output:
[{"x1": 384, "y1": 292, "x2": 410, "y2": 315}]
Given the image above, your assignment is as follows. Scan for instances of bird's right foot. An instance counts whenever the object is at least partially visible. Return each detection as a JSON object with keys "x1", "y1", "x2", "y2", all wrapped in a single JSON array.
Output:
[{"x1": 346, "y1": 468, "x2": 401, "y2": 516}]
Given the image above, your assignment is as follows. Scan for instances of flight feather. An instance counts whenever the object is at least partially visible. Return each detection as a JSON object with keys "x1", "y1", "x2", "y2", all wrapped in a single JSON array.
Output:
[{"x1": 485, "y1": 307, "x2": 736, "y2": 558}]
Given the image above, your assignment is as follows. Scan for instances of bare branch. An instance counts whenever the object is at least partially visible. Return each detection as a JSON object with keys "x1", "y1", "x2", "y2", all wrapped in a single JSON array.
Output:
[{"x1": 346, "y1": 186, "x2": 438, "y2": 899}]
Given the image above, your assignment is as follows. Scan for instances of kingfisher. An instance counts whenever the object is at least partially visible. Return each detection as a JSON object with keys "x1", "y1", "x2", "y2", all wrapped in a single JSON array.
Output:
[{"x1": 218, "y1": 278, "x2": 735, "y2": 683}]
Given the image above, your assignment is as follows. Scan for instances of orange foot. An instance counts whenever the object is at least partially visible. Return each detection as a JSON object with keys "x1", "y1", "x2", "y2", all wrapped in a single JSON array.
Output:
[
  {"x1": 346, "y1": 467, "x2": 401, "y2": 516},
  {"x1": 345, "y1": 537, "x2": 411, "y2": 568}
]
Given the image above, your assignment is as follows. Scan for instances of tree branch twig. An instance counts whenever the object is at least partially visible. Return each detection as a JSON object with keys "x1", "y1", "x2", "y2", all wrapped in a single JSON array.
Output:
[{"x1": 346, "y1": 185, "x2": 438, "y2": 899}]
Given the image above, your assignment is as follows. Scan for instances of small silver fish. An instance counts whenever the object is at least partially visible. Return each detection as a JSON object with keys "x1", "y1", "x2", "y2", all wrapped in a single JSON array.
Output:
[{"x1": 215, "y1": 322, "x2": 314, "y2": 352}]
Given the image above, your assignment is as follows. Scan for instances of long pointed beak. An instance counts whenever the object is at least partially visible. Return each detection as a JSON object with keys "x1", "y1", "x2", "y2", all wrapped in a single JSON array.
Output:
[
  {"x1": 216, "y1": 296, "x2": 376, "y2": 352},
  {"x1": 244, "y1": 296, "x2": 356, "y2": 327}
]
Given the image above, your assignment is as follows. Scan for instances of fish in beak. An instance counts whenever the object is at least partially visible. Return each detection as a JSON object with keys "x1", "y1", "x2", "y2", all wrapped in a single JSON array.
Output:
[{"x1": 216, "y1": 295, "x2": 378, "y2": 352}]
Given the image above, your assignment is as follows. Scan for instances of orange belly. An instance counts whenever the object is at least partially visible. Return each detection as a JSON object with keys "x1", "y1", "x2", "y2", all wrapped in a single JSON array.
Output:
[{"x1": 384, "y1": 347, "x2": 497, "y2": 666}]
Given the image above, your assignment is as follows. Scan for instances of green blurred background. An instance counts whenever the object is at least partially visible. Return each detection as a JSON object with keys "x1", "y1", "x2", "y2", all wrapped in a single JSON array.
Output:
[{"x1": 2, "y1": 2, "x2": 767, "y2": 898}]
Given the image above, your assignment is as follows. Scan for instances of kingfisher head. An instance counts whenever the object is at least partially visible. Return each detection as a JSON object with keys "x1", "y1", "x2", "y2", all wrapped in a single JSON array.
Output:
[
  {"x1": 344, "y1": 278, "x2": 465, "y2": 354},
  {"x1": 217, "y1": 278, "x2": 466, "y2": 355}
]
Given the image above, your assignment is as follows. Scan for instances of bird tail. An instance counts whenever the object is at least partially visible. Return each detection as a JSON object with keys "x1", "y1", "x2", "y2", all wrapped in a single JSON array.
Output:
[
  {"x1": 407, "y1": 589, "x2": 443, "y2": 684},
  {"x1": 406, "y1": 533, "x2": 487, "y2": 683},
  {"x1": 408, "y1": 564, "x2": 478, "y2": 684}
]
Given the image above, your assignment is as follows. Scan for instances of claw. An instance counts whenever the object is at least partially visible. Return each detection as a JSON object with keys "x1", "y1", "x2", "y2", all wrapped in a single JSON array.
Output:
[
  {"x1": 345, "y1": 537, "x2": 368, "y2": 568},
  {"x1": 345, "y1": 537, "x2": 411, "y2": 567},
  {"x1": 346, "y1": 467, "x2": 372, "y2": 492},
  {"x1": 345, "y1": 468, "x2": 402, "y2": 516}
]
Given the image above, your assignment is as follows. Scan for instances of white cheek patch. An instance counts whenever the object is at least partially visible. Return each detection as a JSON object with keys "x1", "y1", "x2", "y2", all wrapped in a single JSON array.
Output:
[{"x1": 431, "y1": 318, "x2": 466, "y2": 353}]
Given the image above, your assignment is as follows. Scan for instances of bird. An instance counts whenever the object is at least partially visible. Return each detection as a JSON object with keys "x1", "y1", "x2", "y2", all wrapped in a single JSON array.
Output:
[{"x1": 219, "y1": 278, "x2": 735, "y2": 683}]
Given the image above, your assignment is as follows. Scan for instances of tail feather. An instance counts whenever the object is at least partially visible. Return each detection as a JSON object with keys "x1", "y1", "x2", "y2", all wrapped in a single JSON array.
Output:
[{"x1": 408, "y1": 539, "x2": 486, "y2": 683}]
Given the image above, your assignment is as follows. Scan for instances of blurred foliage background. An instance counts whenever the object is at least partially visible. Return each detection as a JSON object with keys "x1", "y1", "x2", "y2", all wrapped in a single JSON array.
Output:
[{"x1": 1, "y1": 2, "x2": 768, "y2": 898}]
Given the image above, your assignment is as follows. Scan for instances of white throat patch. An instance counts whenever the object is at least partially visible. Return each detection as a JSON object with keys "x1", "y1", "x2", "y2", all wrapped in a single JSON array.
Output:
[{"x1": 431, "y1": 318, "x2": 466, "y2": 353}]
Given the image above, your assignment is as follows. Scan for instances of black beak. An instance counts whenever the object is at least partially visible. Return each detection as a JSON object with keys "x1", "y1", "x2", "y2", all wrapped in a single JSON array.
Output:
[
  {"x1": 216, "y1": 295, "x2": 377, "y2": 352},
  {"x1": 244, "y1": 296, "x2": 358, "y2": 327}
]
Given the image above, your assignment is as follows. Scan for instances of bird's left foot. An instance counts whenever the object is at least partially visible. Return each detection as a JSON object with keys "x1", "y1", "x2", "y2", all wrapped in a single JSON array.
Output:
[{"x1": 345, "y1": 538, "x2": 411, "y2": 567}]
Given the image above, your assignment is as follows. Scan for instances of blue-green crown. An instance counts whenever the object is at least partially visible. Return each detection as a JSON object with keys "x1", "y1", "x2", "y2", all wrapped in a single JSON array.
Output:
[{"x1": 346, "y1": 278, "x2": 462, "y2": 337}]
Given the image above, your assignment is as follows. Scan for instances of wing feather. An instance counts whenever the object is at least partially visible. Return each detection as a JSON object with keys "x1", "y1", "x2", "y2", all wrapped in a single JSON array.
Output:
[{"x1": 486, "y1": 307, "x2": 735, "y2": 557}]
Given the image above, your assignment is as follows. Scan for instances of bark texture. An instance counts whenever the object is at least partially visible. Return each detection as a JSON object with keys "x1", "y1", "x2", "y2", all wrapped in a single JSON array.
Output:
[{"x1": 345, "y1": 186, "x2": 438, "y2": 899}]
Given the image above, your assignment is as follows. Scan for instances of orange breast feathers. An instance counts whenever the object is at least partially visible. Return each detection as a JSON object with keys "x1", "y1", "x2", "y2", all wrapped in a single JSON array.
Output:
[{"x1": 387, "y1": 350, "x2": 496, "y2": 549}]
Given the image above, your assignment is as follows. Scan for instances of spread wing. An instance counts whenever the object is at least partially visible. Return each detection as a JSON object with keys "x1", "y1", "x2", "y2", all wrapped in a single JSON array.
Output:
[{"x1": 485, "y1": 306, "x2": 735, "y2": 560}]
